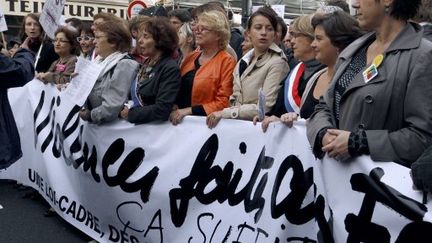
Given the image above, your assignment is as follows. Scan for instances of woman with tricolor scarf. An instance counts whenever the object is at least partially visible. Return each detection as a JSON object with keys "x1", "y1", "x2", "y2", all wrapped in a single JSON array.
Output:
[
  {"x1": 206, "y1": 6, "x2": 289, "y2": 128},
  {"x1": 258, "y1": 15, "x2": 325, "y2": 131},
  {"x1": 307, "y1": 0, "x2": 432, "y2": 165}
]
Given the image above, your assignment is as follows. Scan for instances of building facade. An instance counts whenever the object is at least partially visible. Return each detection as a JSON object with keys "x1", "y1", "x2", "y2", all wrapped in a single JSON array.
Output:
[{"x1": 1, "y1": 0, "x2": 129, "y2": 39}]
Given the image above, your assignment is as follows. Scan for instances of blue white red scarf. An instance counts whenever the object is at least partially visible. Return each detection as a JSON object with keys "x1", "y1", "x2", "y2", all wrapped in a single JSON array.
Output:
[{"x1": 284, "y1": 62, "x2": 305, "y2": 114}]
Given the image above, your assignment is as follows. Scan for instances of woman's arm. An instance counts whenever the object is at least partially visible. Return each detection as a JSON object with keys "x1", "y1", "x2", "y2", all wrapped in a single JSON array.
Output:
[
  {"x1": 221, "y1": 58, "x2": 289, "y2": 121},
  {"x1": 306, "y1": 95, "x2": 336, "y2": 159}
]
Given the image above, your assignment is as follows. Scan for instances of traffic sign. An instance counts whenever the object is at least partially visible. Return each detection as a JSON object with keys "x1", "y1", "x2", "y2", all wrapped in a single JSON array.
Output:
[{"x1": 127, "y1": 0, "x2": 147, "y2": 19}]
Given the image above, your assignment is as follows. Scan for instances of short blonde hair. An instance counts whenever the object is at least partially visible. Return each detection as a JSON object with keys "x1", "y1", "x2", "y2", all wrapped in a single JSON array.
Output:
[
  {"x1": 291, "y1": 15, "x2": 314, "y2": 40},
  {"x1": 198, "y1": 10, "x2": 230, "y2": 50}
]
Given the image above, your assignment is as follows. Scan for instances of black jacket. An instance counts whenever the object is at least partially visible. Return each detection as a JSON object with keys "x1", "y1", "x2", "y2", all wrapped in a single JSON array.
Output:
[
  {"x1": 230, "y1": 28, "x2": 244, "y2": 59},
  {"x1": 0, "y1": 48, "x2": 35, "y2": 169},
  {"x1": 128, "y1": 55, "x2": 181, "y2": 124}
]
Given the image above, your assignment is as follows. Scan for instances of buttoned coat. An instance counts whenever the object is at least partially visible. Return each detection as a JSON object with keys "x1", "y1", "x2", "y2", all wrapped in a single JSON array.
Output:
[
  {"x1": 222, "y1": 43, "x2": 289, "y2": 120},
  {"x1": 307, "y1": 23, "x2": 432, "y2": 166}
]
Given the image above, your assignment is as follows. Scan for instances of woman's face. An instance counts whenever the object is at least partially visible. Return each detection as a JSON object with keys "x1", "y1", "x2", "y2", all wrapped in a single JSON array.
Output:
[
  {"x1": 290, "y1": 28, "x2": 314, "y2": 62},
  {"x1": 283, "y1": 31, "x2": 292, "y2": 49},
  {"x1": 138, "y1": 29, "x2": 158, "y2": 58},
  {"x1": 53, "y1": 32, "x2": 72, "y2": 57},
  {"x1": 311, "y1": 26, "x2": 339, "y2": 66},
  {"x1": 352, "y1": 0, "x2": 385, "y2": 31},
  {"x1": 24, "y1": 16, "x2": 41, "y2": 39},
  {"x1": 79, "y1": 31, "x2": 95, "y2": 54},
  {"x1": 93, "y1": 31, "x2": 116, "y2": 58},
  {"x1": 241, "y1": 35, "x2": 253, "y2": 56},
  {"x1": 194, "y1": 20, "x2": 220, "y2": 49},
  {"x1": 170, "y1": 16, "x2": 183, "y2": 32},
  {"x1": 247, "y1": 15, "x2": 275, "y2": 53}
]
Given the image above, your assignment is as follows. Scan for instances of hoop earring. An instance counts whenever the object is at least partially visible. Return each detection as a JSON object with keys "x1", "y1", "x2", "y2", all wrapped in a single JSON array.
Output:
[{"x1": 384, "y1": 6, "x2": 390, "y2": 14}]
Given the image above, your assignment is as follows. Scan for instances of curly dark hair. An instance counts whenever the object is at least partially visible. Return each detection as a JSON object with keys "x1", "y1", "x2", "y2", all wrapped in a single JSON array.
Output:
[
  {"x1": 312, "y1": 10, "x2": 364, "y2": 51},
  {"x1": 138, "y1": 16, "x2": 179, "y2": 56}
]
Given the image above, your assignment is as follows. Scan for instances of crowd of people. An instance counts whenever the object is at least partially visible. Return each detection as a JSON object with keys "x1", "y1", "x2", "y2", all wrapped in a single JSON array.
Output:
[{"x1": 2, "y1": 0, "x2": 432, "y2": 234}]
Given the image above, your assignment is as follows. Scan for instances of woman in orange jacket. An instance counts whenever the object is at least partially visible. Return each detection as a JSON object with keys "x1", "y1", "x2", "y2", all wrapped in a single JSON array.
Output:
[{"x1": 170, "y1": 10, "x2": 236, "y2": 125}]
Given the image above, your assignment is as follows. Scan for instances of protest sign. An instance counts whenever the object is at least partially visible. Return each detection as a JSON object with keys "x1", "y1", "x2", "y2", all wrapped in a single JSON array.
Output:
[
  {"x1": 0, "y1": 5, "x2": 7, "y2": 32},
  {"x1": 39, "y1": 0, "x2": 66, "y2": 39},
  {"x1": 2, "y1": 81, "x2": 432, "y2": 242}
]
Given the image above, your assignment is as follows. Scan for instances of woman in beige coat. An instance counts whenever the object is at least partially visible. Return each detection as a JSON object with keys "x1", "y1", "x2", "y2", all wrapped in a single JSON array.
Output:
[
  {"x1": 307, "y1": 0, "x2": 432, "y2": 165},
  {"x1": 206, "y1": 6, "x2": 288, "y2": 128}
]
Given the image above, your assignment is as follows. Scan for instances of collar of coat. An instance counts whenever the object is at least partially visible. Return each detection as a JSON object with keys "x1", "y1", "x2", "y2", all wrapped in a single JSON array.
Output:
[
  {"x1": 241, "y1": 42, "x2": 287, "y2": 68},
  {"x1": 339, "y1": 22, "x2": 423, "y2": 61}
]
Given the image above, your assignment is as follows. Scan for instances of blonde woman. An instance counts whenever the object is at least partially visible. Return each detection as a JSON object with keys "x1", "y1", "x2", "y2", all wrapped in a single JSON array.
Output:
[{"x1": 170, "y1": 10, "x2": 236, "y2": 125}]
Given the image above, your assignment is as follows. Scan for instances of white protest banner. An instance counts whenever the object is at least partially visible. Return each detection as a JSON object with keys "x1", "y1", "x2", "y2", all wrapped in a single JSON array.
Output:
[
  {"x1": 315, "y1": 155, "x2": 432, "y2": 242},
  {"x1": 3, "y1": 80, "x2": 318, "y2": 243},
  {"x1": 3, "y1": 80, "x2": 432, "y2": 242},
  {"x1": 63, "y1": 57, "x2": 103, "y2": 106},
  {"x1": 40, "y1": 0, "x2": 66, "y2": 39},
  {"x1": 0, "y1": 5, "x2": 7, "y2": 32}
]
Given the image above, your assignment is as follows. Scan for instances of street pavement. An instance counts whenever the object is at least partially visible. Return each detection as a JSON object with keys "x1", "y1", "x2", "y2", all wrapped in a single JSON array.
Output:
[{"x1": 0, "y1": 179, "x2": 90, "y2": 243}]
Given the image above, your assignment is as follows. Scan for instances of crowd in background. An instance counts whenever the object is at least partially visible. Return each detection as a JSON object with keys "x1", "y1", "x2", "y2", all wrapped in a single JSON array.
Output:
[{"x1": 2, "y1": 0, "x2": 432, "y2": 229}]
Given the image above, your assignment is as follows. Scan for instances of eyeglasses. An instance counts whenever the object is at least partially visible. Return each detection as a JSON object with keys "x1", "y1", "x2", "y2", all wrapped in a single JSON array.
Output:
[
  {"x1": 52, "y1": 38, "x2": 70, "y2": 44},
  {"x1": 194, "y1": 25, "x2": 213, "y2": 34},
  {"x1": 77, "y1": 36, "x2": 94, "y2": 42}
]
